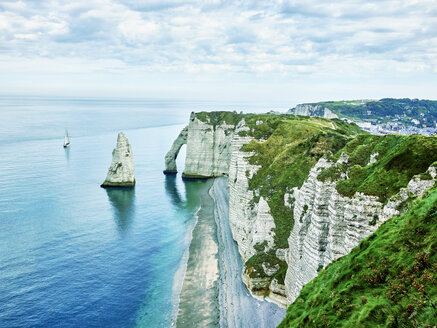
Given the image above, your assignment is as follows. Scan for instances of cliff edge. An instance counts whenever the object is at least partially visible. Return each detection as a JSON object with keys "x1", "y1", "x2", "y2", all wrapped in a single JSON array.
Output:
[{"x1": 166, "y1": 111, "x2": 437, "y2": 317}]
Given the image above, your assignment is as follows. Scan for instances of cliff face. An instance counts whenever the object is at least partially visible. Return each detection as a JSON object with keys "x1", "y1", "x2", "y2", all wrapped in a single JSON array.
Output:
[
  {"x1": 167, "y1": 112, "x2": 363, "y2": 307},
  {"x1": 279, "y1": 187, "x2": 437, "y2": 328},
  {"x1": 166, "y1": 112, "x2": 437, "y2": 312},
  {"x1": 284, "y1": 156, "x2": 436, "y2": 304},
  {"x1": 228, "y1": 120, "x2": 283, "y2": 304},
  {"x1": 182, "y1": 112, "x2": 240, "y2": 178},
  {"x1": 288, "y1": 104, "x2": 338, "y2": 119},
  {"x1": 101, "y1": 132, "x2": 135, "y2": 188}
]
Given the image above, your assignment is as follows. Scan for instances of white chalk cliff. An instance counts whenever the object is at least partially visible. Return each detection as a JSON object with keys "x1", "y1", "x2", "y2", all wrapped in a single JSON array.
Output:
[
  {"x1": 166, "y1": 112, "x2": 437, "y2": 310},
  {"x1": 288, "y1": 104, "x2": 338, "y2": 119},
  {"x1": 164, "y1": 126, "x2": 188, "y2": 174},
  {"x1": 182, "y1": 113, "x2": 237, "y2": 178},
  {"x1": 227, "y1": 120, "x2": 285, "y2": 305},
  {"x1": 283, "y1": 156, "x2": 436, "y2": 305},
  {"x1": 101, "y1": 132, "x2": 135, "y2": 187}
]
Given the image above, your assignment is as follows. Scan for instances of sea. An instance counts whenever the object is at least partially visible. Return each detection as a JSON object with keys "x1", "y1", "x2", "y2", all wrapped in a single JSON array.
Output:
[{"x1": 0, "y1": 95, "x2": 288, "y2": 327}]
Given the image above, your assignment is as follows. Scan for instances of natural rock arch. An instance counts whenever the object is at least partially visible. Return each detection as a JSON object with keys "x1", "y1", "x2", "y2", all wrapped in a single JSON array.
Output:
[{"x1": 163, "y1": 125, "x2": 188, "y2": 174}]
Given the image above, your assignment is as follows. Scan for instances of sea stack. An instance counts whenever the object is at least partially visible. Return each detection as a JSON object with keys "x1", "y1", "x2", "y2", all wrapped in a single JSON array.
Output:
[{"x1": 101, "y1": 132, "x2": 135, "y2": 188}]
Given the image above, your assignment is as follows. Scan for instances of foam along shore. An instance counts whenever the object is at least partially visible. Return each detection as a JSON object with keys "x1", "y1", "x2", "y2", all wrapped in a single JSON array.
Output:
[{"x1": 175, "y1": 177, "x2": 285, "y2": 328}]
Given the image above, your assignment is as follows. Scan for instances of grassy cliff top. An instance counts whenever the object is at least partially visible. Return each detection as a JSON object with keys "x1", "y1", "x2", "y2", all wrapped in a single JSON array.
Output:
[
  {"x1": 193, "y1": 111, "x2": 244, "y2": 126},
  {"x1": 278, "y1": 187, "x2": 437, "y2": 328},
  {"x1": 318, "y1": 134, "x2": 437, "y2": 203},
  {"x1": 296, "y1": 98, "x2": 437, "y2": 125},
  {"x1": 239, "y1": 115, "x2": 364, "y2": 283}
]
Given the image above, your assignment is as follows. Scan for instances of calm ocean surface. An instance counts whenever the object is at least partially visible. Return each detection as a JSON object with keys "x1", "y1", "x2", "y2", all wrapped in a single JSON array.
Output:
[{"x1": 0, "y1": 96, "x2": 288, "y2": 327}]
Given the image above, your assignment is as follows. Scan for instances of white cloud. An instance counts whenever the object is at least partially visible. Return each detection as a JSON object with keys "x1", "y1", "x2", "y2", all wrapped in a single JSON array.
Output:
[{"x1": 0, "y1": 0, "x2": 436, "y2": 99}]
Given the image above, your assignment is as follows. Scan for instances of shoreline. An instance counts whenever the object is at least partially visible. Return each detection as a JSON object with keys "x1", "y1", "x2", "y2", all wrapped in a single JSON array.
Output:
[
  {"x1": 211, "y1": 178, "x2": 285, "y2": 328},
  {"x1": 170, "y1": 205, "x2": 201, "y2": 326},
  {"x1": 173, "y1": 177, "x2": 285, "y2": 327},
  {"x1": 175, "y1": 179, "x2": 220, "y2": 327}
]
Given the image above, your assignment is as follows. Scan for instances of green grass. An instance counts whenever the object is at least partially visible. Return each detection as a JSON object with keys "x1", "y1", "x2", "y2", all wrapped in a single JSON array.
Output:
[
  {"x1": 194, "y1": 111, "x2": 243, "y2": 127},
  {"x1": 318, "y1": 134, "x2": 437, "y2": 202},
  {"x1": 246, "y1": 249, "x2": 288, "y2": 284},
  {"x1": 300, "y1": 98, "x2": 437, "y2": 127},
  {"x1": 240, "y1": 115, "x2": 363, "y2": 282},
  {"x1": 278, "y1": 188, "x2": 437, "y2": 328}
]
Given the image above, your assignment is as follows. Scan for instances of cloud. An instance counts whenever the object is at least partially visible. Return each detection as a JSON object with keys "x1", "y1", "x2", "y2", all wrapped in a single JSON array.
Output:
[{"x1": 0, "y1": 0, "x2": 436, "y2": 82}]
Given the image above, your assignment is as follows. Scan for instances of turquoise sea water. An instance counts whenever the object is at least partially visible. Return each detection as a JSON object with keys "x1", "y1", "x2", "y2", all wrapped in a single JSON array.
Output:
[{"x1": 0, "y1": 96, "x2": 288, "y2": 327}]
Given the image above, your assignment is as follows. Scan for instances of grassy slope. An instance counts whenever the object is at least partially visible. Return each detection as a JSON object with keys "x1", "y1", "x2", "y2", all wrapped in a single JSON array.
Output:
[
  {"x1": 278, "y1": 188, "x2": 437, "y2": 328},
  {"x1": 318, "y1": 134, "x2": 437, "y2": 203},
  {"x1": 240, "y1": 114, "x2": 363, "y2": 283}
]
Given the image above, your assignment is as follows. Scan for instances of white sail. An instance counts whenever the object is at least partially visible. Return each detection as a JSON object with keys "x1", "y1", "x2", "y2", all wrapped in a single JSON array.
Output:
[{"x1": 64, "y1": 129, "x2": 70, "y2": 146}]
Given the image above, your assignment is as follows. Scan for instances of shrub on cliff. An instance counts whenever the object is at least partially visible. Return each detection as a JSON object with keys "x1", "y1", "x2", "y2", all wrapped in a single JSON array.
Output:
[{"x1": 320, "y1": 134, "x2": 437, "y2": 202}]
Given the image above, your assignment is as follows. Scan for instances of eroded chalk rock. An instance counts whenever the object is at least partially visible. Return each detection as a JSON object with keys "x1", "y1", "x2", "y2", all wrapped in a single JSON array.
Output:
[
  {"x1": 284, "y1": 157, "x2": 436, "y2": 305},
  {"x1": 164, "y1": 126, "x2": 188, "y2": 174},
  {"x1": 101, "y1": 132, "x2": 135, "y2": 188}
]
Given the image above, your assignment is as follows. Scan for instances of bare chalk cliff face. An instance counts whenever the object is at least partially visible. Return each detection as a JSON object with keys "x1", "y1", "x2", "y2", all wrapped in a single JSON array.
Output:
[
  {"x1": 164, "y1": 126, "x2": 188, "y2": 174},
  {"x1": 183, "y1": 113, "x2": 237, "y2": 178},
  {"x1": 228, "y1": 120, "x2": 285, "y2": 306},
  {"x1": 283, "y1": 155, "x2": 436, "y2": 305},
  {"x1": 165, "y1": 112, "x2": 238, "y2": 178},
  {"x1": 101, "y1": 132, "x2": 135, "y2": 188},
  {"x1": 288, "y1": 104, "x2": 338, "y2": 119}
]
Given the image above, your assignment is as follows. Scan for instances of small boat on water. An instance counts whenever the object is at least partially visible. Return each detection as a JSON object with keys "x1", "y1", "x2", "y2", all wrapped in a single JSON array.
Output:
[{"x1": 63, "y1": 129, "x2": 70, "y2": 148}]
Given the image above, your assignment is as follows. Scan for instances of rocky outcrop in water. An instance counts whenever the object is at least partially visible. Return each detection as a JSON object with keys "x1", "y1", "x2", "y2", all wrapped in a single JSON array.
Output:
[{"x1": 101, "y1": 132, "x2": 135, "y2": 188}]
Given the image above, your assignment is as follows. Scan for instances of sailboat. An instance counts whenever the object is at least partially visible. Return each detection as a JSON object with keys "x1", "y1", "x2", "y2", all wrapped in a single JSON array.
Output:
[{"x1": 63, "y1": 129, "x2": 70, "y2": 148}]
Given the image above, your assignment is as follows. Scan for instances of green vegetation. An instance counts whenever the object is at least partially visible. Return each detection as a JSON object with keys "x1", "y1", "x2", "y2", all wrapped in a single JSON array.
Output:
[
  {"x1": 278, "y1": 188, "x2": 437, "y2": 328},
  {"x1": 303, "y1": 98, "x2": 437, "y2": 127},
  {"x1": 246, "y1": 249, "x2": 288, "y2": 285},
  {"x1": 240, "y1": 114, "x2": 363, "y2": 282},
  {"x1": 318, "y1": 134, "x2": 437, "y2": 202},
  {"x1": 253, "y1": 240, "x2": 268, "y2": 252},
  {"x1": 192, "y1": 110, "x2": 437, "y2": 302},
  {"x1": 194, "y1": 111, "x2": 243, "y2": 127}
]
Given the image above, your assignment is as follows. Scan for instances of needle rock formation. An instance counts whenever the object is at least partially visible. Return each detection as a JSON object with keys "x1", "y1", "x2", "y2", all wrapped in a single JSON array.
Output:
[{"x1": 101, "y1": 132, "x2": 135, "y2": 188}]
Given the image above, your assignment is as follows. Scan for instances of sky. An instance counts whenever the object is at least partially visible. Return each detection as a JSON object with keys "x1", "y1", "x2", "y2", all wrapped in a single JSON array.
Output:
[{"x1": 0, "y1": 0, "x2": 436, "y2": 104}]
